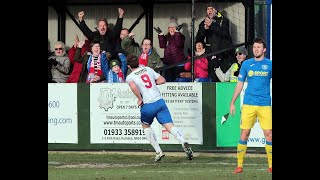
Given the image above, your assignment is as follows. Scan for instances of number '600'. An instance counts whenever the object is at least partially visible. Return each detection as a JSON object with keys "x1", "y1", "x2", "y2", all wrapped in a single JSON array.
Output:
[{"x1": 48, "y1": 101, "x2": 60, "y2": 108}]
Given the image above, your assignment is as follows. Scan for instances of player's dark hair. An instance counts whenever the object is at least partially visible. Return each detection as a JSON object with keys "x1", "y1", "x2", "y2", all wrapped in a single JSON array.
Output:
[
  {"x1": 126, "y1": 54, "x2": 139, "y2": 68},
  {"x1": 253, "y1": 37, "x2": 266, "y2": 49}
]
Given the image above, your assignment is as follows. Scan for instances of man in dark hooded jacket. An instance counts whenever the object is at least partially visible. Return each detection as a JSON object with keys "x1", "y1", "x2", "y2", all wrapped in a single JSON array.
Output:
[{"x1": 196, "y1": 3, "x2": 235, "y2": 82}]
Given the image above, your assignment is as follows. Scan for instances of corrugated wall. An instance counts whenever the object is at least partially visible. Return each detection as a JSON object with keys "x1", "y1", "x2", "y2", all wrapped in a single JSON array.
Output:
[{"x1": 48, "y1": 2, "x2": 245, "y2": 56}]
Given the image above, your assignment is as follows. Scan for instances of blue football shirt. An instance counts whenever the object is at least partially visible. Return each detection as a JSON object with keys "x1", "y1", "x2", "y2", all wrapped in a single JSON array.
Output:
[{"x1": 238, "y1": 58, "x2": 272, "y2": 106}]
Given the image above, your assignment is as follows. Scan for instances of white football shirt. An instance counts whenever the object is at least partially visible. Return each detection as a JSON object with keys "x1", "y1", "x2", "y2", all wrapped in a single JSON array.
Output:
[{"x1": 126, "y1": 66, "x2": 162, "y2": 104}]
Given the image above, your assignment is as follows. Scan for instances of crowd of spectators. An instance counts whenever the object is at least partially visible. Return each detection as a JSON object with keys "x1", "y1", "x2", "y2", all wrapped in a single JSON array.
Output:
[{"x1": 48, "y1": 4, "x2": 249, "y2": 83}]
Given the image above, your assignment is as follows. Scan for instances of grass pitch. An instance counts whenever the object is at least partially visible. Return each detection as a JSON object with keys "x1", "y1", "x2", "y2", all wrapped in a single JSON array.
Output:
[{"x1": 48, "y1": 151, "x2": 272, "y2": 180}]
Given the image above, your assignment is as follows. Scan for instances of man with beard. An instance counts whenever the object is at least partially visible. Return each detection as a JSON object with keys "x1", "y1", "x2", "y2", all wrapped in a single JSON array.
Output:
[{"x1": 229, "y1": 38, "x2": 272, "y2": 174}]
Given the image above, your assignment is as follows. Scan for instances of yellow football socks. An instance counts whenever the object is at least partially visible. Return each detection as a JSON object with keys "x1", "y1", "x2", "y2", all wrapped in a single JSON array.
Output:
[
  {"x1": 237, "y1": 140, "x2": 248, "y2": 168},
  {"x1": 265, "y1": 141, "x2": 272, "y2": 168}
]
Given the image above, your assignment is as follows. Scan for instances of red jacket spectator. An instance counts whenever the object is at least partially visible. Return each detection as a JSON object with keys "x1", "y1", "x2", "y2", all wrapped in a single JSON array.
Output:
[
  {"x1": 184, "y1": 56, "x2": 208, "y2": 78},
  {"x1": 66, "y1": 40, "x2": 90, "y2": 83},
  {"x1": 184, "y1": 41, "x2": 208, "y2": 78}
]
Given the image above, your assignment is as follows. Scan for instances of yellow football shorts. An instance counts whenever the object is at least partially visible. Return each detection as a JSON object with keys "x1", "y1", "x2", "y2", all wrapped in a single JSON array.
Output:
[{"x1": 240, "y1": 104, "x2": 272, "y2": 130}]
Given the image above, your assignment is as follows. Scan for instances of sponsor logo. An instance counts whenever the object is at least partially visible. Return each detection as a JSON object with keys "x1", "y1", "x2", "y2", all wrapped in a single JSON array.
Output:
[
  {"x1": 262, "y1": 65, "x2": 268, "y2": 70},
  {"x1": 248, "y1": 70, "x2": 254, "y2": 77},
  {"x1": 162, "y1": 130, "x2": 169, "y2": 140}
]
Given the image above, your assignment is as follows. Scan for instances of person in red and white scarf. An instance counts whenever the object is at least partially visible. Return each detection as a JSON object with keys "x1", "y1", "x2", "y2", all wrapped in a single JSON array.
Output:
[{"x1": 74, "y1": 40, "x2": 109, "y2": 83}]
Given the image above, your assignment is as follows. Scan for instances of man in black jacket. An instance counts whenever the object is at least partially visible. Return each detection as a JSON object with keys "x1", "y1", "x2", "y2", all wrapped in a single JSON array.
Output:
[
  {"x1": 77, "y1": 8, "x2": 124, "y2": 59},
  {"x1": 196, "y1": 3, "x2": 235, "y2": 82}
]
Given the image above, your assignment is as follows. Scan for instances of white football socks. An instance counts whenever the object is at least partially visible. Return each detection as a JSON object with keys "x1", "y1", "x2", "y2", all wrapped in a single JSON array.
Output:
[
  {"x1": 170, "y1": 126, "x2": 186, "y2": 145},
  {"x1": 143, "y1": 127, "x2": 162, "y2": 153}
]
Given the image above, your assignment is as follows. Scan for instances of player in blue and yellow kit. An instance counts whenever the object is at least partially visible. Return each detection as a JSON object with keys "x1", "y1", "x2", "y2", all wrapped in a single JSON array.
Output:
[{"x1": 229, "y1": 38, "x2": 272, "y2": 173}]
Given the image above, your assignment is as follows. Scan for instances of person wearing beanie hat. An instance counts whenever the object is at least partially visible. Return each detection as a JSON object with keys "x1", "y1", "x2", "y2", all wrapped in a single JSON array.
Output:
[
  {"x1": 156, "y1": 16, "x2": 186, "y2": 82},
  {"x1": 168, "y1": 16, "x2": 178, "y2": 28},
  {"x1": 154, "y1": 16, "x2": 183, "y2": 35},
  {"x1": 196, "y1": 1, "x2": 234, "y2": 82},
  {"x1": 167, "y1": 16, "x2": 180, "y2": 36},
  {"x1": 105, "y1": 57, "x2": 127, "y2": 83},
  {"x1": 205, "y1": 3, "x2": 218, "y2": 20},
  {"x1": 110, "y1": 59, "x2": 120, "y2": 69},
  {"x1": 206, "y1": 2, "x2": 214, "y2": 8},
  {"x1": 205, "y1": 2, "x2": 217, "y2": 15}
]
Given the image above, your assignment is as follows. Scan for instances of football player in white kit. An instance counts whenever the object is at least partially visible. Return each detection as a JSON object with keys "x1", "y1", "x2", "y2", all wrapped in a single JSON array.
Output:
[{"x1": 125, "y1": 54, "x2": 193, "y2": 162}]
